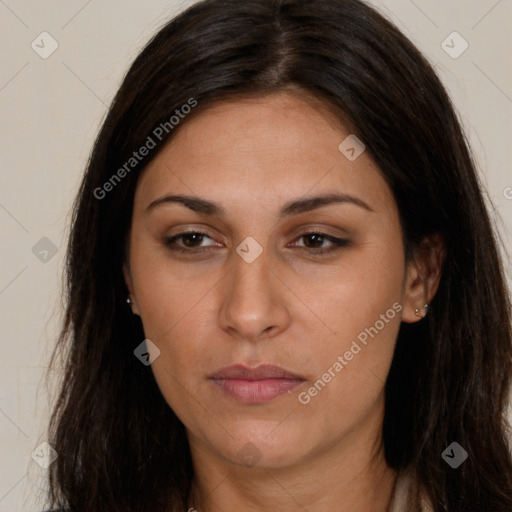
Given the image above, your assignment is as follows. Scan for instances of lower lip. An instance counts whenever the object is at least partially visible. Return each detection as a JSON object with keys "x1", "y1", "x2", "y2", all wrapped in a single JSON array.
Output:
[{"x1": 210, "y1": 378, "x2": 304, "y2": 404}]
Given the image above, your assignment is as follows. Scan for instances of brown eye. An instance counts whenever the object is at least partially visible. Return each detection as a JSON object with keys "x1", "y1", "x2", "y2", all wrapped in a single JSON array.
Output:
[
  {"x1": 165, "y1": 231, "x2": 217, "y2": 252},
  {"x1": 291, "y1": 232, "x2": 350, "y2": 254},
  {"x1": 302, "y1": 233, "x2": 328, "y2": 249},
  {"x1": 180, "y1": 233, "x2": 207, "y2": 247}
]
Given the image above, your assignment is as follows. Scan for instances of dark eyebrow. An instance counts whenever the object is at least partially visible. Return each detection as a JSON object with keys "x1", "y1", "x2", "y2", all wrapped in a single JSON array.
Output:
[
  {"x1": 279, "y1": 193, "x2": 373, "y2": 216},
  {"x1": 145, "y1": 192, "x2": 373, "y2": 216}
]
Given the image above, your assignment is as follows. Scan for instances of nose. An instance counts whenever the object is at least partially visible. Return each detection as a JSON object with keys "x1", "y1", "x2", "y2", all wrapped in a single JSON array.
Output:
[{"x1": 218, "y1": 245, "x2": 291, "y2": 343}]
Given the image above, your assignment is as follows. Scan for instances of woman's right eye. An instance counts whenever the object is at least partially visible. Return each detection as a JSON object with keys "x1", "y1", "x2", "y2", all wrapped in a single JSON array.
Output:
[{"x1": 164, "y1": 231, "x2": 218, "y2": 253}]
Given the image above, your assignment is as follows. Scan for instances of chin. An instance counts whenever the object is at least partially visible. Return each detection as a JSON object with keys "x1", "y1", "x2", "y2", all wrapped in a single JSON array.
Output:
[{"x1": 209, "y1": 420, "x2": 318, "y2": 469}]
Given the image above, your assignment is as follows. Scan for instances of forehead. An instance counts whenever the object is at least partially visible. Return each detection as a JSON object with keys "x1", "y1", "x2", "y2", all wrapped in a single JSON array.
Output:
[{"x1": 134, "y1": 91, "x2": 395, "y2": 217}]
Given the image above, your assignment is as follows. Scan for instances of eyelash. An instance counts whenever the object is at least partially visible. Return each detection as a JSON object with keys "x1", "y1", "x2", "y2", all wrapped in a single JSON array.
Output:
[{"x1": 164, "y1": 231, "x2": 350, "y2": 255}]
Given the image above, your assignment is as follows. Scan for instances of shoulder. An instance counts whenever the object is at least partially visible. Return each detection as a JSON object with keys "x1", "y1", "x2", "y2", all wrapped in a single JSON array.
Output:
[{"x1": 389, "y1": 468, "x2": 434, "y2": 512}]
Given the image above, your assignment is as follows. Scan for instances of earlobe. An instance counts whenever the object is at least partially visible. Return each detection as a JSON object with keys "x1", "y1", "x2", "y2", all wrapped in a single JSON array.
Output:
[{"x1": 401, "y1": 233, "x2": 445, "y2": 323}]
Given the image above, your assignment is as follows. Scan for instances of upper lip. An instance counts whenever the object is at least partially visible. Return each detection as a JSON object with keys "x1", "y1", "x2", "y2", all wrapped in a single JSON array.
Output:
[{"x1": 209, "y1": 364, "x2": 305, "y2": 381}]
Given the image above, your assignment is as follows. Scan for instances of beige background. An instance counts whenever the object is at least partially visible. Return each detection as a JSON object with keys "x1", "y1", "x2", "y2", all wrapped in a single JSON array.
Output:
[{"x1": 0, "y1": 1, "x2": 511, "y2": 510}]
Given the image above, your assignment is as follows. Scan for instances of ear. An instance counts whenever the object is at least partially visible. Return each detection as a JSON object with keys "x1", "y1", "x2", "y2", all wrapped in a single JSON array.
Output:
[
  {"x1": 123, "y1": 262, "x2": 140, "y2": 316},
  {"x1": 401, "y1": 233, "x2": 445, "y2": 323}
]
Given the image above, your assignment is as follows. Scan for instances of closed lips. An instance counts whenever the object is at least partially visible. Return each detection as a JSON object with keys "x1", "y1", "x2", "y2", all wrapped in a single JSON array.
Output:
[
  {"x1": 209, "y1": 364, "x2": 306, "y2": 404},
  {"x1": 209, "y1": 364, "x2": 305, "y2": 380}
]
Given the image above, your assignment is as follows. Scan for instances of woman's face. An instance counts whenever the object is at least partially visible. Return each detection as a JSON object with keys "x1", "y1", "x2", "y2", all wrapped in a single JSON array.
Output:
[{"x1": 124, "y1": 90, "x2": 421, "y2": 470}]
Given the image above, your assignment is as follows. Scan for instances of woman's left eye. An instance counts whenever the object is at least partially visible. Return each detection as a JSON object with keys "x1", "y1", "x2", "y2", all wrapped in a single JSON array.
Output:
[
  {"x1": 164, "y1": 231, "x2": 349, "y2": 255},
  {"x1": 290, "y1": 232, "x2": 350, "y2": 254}
]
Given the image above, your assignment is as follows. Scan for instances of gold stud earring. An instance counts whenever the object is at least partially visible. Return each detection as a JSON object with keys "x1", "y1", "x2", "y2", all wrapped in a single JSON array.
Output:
[{"x1": 415, "y1": 304, "x2": 429, "y2": 318}]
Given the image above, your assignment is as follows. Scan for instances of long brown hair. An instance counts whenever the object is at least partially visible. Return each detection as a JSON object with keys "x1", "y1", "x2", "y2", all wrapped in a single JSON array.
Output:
[{"x1": 45, "y1": 0, "x2": 512, "y2": 510}]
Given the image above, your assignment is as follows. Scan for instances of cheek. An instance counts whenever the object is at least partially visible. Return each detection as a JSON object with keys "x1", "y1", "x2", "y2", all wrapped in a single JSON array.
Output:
[
  {"x1": 314, "y1": 228, "x2": 405, "y2": 341},
  {"x1": 131, "y1": 258, "x2": 217, "y2": 420},
  {"x1": 128, "y1": 234, "x2": 222, "y2": 399},
  {"x1": 294, "y1": 232, "x2": 404, "y2": 425},
  {"x1": 129, "y1": 227, "x2": 209, "y2": 335}
]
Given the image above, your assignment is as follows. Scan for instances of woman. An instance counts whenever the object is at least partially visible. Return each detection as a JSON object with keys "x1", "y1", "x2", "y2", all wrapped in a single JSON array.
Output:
[{"x1": 44, "y1": 0, "x2": 512, "y2": 510}]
